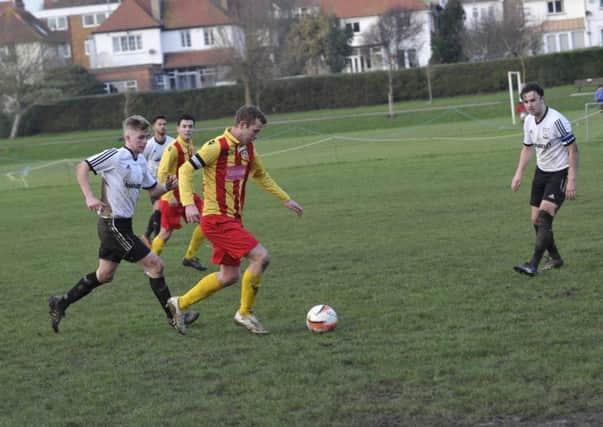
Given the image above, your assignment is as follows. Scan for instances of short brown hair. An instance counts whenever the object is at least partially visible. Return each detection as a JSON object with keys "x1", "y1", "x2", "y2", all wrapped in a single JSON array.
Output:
[
  {"x1": 123, "y1": 115, "x2": 150, "y2": 133},
  {"x1": 234, "y1": 105, "x2": 267, "y2": 126}
]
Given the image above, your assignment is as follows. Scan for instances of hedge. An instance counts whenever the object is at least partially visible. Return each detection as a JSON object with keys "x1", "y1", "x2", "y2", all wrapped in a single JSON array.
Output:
[{"x1": 19, "y1": 47, "x2": 603, "y2": 136}]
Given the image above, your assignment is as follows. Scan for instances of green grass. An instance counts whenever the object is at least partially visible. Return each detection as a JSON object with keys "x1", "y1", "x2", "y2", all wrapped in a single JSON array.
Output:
[{"x1": 1, "y1": 87, "x2": 603, "y2": 426}]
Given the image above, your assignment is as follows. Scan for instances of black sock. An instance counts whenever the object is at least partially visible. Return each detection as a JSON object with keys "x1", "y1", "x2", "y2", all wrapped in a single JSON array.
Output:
[
  {"x1": 144, "y1": 212, "x2": 155, "y2": 238},
  {"x1": 149, "y1": 277, "x2": 172, "y2": 318},
  {"x1": 534, "y1": 221, "x2": 561, "y2": 259},
  {"x1": 63, "y1": 272, "x2": 102, "y2": 309},
  {"x1": 529, "y1": 211, "x2": 554, "y2": 268},
  {"x1": 152, "y1": 210, "x2": 161, "y2": 237}
]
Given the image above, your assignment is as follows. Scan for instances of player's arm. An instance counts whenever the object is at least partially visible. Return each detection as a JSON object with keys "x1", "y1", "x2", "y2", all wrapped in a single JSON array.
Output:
[
  {"x1": 251, "y1": 154, "x2": 303, "y2": 217},
  {"x1": 180, "y1": 141, "x2": 220, "y2": 223},
  {"x1": 75, "y1": 160, "x2": 105, "y2": 212},
  {"x1": 511, "y1": 145, "x2": 533, "y2": 192},
  {"x1": 565, "y1": 142, "x2": 578, "y2": 200}
]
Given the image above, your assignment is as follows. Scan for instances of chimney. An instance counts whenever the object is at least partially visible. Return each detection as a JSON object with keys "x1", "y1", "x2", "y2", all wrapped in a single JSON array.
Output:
[{"x1": 150, "y1": 0, "x2": 162, "y2": 21}]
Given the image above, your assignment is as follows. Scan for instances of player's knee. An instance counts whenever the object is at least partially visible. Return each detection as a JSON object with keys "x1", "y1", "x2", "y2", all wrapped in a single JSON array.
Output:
[
  {"x1": 146, "y1": 255, "x2": 164, "y2": 276},
  {"x1": 96, "y1": 271, "x2": 114, "y2": 284},
  {"x1": 260, "y1": 252, "x2": 270, "y2": 271},
  {"x1": 219, "y1": 270, "x2": 240, "y2": 287}
]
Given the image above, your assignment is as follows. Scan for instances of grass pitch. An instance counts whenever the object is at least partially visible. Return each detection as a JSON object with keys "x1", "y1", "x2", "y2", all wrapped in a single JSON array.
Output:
[{"x1": 1, "y1": 87, "x2": 603, "y2": 426}]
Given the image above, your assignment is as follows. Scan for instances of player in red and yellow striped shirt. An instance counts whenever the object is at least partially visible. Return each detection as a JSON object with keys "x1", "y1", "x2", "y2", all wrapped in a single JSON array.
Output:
[{"x1": 167, "y1": 106, "x2": 303, "y2": 335}]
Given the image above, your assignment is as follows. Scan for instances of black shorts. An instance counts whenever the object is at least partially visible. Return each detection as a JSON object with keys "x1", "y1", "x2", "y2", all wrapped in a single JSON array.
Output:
[
  {"x1": 97, "y1": 218, "x2": 150, "y2": 263},
  {"x1": 530, "y1": 167, "x2": 567, "y2": 208}
]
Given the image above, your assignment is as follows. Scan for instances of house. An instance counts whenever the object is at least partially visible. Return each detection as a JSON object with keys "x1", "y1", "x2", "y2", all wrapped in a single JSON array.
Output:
[
  {"x1": 584, "y1": 0, "x2": 603, "y2": 47},
  {"x1": 0, "y1": 0, "x2": 70, "y2": 64},
  {"x1": 320, "y1": 0, "x2": 432, "y2": 73},
  {"x1": 85, "y1": 0, "x2": 237, "y2": 92},
  {"x1": 33, "y1": 0, "x2": 121, "y2": 69},
  {"x1": 523, "y1": 0, "x2": 587, "y2": 53},
  {"x1": 460, "y1": 0, "x2": 504, "y2": 29}
]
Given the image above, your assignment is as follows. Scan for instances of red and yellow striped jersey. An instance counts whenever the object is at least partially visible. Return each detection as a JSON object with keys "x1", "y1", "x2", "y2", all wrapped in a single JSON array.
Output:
[
  {"x1": 157, "y1": 136, "x2": 195, "y2": 202},
  {"x1": 179, "y1": 128, "x2": 289, "y2": 219}
]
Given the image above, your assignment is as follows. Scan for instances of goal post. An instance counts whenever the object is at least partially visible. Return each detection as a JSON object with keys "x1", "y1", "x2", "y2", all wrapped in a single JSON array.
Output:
[
  {"x1": 508, "y1": 71, "x2": 523, "y2": 126},
  {"x1": 584, "y1": 102, "x2": 603, "y2": 142}
]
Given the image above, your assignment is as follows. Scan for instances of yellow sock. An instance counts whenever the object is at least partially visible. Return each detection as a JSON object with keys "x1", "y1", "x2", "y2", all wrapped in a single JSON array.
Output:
[
  {"x1": 151, "y1": 236, "x2": 165, "y2": 255},
  {"x1": 240, "y1": 270, "x2": 262, "y2": 316},
  {"x1": 180, "y1": 273, "x2": 222, "y2": 309},
  {"x1": 184, "y1": 226, "x2": 205, "y2": 260}
]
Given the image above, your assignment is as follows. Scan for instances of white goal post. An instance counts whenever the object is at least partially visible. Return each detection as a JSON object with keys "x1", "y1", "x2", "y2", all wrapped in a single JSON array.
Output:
[
  {"x1": 584, "y1": 102, "x2": 602, "y2": 142},
  {"x1": 508, "y1": 71, "x2": 523, "y2": 126}
]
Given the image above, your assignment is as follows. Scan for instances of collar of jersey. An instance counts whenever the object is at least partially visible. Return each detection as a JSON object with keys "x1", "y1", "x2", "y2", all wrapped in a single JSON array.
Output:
[
  {"x1": 535, "y1": 106, "x2": 549, "y2": 125},
  {"x1": 124, "y1": 145, "x2": 137, "y2": 160},
  {"x1": 224, "y1": 128, "x2": 241, "y2": 146}
]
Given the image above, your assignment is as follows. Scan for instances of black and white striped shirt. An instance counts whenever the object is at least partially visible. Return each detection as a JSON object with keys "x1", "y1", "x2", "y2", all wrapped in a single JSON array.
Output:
[
  {"x1": 523, "y1": 107, "x2": 575, "y2": 172},
  {"x1": 86, "y1": 147, "x2": 157, "y2": 218}
]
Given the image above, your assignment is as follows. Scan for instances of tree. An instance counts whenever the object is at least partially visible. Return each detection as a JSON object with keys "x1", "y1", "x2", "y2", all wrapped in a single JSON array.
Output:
[
  {"x1": 364, "y1": 7, "x2": 423, "y2": 116},
  {"x1": 431, "y1": 0, "x2": 465, "y2": 64},
  {"x1": 284, "y1": 14, "x2": 351, "y2": 75},
  {"x1": 0, "y1": 43, "x2": 60, "y2": 138},
  {"x1": 45, "y1": 64, "x2": 105, "y2": 97},
  {"x1": 462, "y1": 2, "x2": 541, "y2": 78},
  {"x1": 218, "y1": 0, "x2": 295, "y2": 106}
]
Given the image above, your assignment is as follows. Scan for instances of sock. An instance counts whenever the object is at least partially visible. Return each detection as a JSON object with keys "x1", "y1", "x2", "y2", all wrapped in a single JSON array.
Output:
[
  {"x1": 152, "y1": 210, "x2": 161, "y2": 237},
  {"x1": 144, "y1": 212, "x2": 155, "y2": 238},
  {"x1": 63, "y1": 272, "x2": 102, "y2": 309},
  {"x1": 529, "y1": 211, "x2": 554, "y2": 268},
  {"x1": 151, "y1": 236, "x2": 165, "y2": 256},
  {"x1": 179, "y1": 273, "x2": 222, "y2": 309},
  {"x1": 149, "y1": 277, "x2": 172, "y2": 318},
  {"x1": 184, "y1": 226, "x2": 205, "y2": 260},
  {"x1": 534, "y1": 223, "x2": 561, "y2": 259},
  {"x1": 240, "y1": 270, "x2": 262, "y2": 316}
]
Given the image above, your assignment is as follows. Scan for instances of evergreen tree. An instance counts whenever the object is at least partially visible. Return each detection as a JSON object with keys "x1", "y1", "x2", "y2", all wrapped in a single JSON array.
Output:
[{"x1": 431, "y1": 0, "x2": 465, "y2": 64}]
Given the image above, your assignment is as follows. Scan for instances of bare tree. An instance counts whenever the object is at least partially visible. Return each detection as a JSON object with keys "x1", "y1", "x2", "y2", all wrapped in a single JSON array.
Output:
[
  {"x1": 0, "y1": 43, "x2": 61, "y2": 138},
  {"x1": 363, "y1": 7, "x2": 423, "y2": 117},
  {"x1": 217, "y1": 0, "x2": 294, "y2": 106},
  {"x1": 463, "y1": 2, "x2": 542, "y2": 78}
]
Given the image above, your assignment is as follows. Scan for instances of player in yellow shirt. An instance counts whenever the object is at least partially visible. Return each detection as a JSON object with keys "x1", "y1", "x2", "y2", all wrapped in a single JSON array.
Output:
[
  {"x1": 166, "y1": 105, "x2": 303, "y2": 335},
  {"x1": 151, "y1": 114, "x2": 207, "y2": 271}
]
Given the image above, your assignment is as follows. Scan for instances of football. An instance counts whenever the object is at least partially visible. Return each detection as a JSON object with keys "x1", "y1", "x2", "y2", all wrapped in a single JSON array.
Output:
[{"x1": 306, "y1": 304, "x2": 338, "y2": 333}]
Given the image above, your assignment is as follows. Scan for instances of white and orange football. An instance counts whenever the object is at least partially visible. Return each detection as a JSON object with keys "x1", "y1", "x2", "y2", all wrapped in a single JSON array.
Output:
[{"x1": 306, "y1": 304, "x2": 338, "y2": 333}]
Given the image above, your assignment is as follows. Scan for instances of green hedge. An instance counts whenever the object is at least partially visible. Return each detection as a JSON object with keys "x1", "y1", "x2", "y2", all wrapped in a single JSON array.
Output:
[{"x1": 19, "y1": 47, "x2": 603, "y2": 135}]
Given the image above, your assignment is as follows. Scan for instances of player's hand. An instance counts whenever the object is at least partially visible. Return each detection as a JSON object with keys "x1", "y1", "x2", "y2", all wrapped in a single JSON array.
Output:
[
  {"x1": 185, "y1": 204, "x2": 200, "y2": 223},
  {"x1": 285, "y1": 199, "x2": 303, "y2": 217},
  {"x1": 511, "y1": 175, "x2": 522, "y2": 192},
  {"x1": 165, "y1": 174, "x2": 178, "y2": 191},
  {"x1": 565, "y1": 181, "x2": 576, "y2": 200},
  {"x1": 86, "y1": 196, "x2": 105, "y2": 213}
]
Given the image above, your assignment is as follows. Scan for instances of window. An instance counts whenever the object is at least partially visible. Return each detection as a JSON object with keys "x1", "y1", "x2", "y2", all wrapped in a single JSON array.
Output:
[
  {"x1": 203, "y1": 28, "x2": 215, "y2": 46},
  {"x1": 601, "y1": 29, "x2": 603, "y2": 46},
  {"x1": 47, "y1": 16, "x2": 67, "y2": 31},
  {"x1": 600, "y1": 0, "x2": 603, "y2": 8},
  {"x1": 84, "y1": 39, "x2": 92, "y2": 56},
  {"x1": 83, "y1": 12, "x2": 109, "y2": 28},
  {"x1": 472, "y1": 7, "x2": 478, "y2": 19},
  {"x1": 112, "y1": 35, "x2": 143, "y2": 53},
  {"x1": 545, "y1": 34, "x2": 556, "y2": 52},
  {"x1": 558, "y1": 33, "x2": 569, "y2": 51},
  {"x1": 180, "y1": 30, "x2": 192, "y2": 47},
  {"x1": 408, "y1": 49, "x2": 418, "y2": 67},
  {"x1": 58, "y1": 44, "x2": 71, "y2": 58},
  {"x1": 547, "y1": 0, "x2": 563, "y2": 13},
  {"x1": 571, "y1": 31, "x2": 584, "y2": 49},
  {"x1": 104, "y1": 80, "x2": 137, "y2": 93},
  {"x1": 345, "y1": 22, "x2": 360, "y2": 33}
]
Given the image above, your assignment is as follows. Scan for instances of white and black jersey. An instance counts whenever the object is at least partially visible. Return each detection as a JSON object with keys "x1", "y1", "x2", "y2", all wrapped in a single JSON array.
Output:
[
  {"x1": 86, "y1": 147, "x2": 157, "y2": 218},
  {"x1": 523, "y1": 107, "x2": 575, "y2": 172},
  {"x1": 143, "y1": 135, "x2": 174, "y2": 178}
]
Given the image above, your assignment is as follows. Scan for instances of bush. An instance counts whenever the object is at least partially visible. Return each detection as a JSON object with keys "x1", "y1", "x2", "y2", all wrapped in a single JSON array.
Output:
[{"x1": 19, "y1": 47, "x2": 603, "y2": 136}]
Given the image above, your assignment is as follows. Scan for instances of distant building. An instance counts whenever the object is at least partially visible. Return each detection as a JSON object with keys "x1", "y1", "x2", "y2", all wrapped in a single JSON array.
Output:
[{"x1": 34, "y1": 0, "x2": 121, "y2": 68}]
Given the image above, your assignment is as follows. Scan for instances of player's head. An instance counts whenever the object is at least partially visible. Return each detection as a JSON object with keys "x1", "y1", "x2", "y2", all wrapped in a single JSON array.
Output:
[
  {"x1": 123, "y1": 115, "x2": 151, "y2": 154},
  {"x1": 151, "y1": 115, "x2": 168, "y2": 137},
  {"x1": 176, "y1": 114, "x2": 195, "y2": 140},
  {"x1": 520, "y1": 82, "x2": 546, "y2": 118},
  {"x1": 233, "y1": 105, "x2": 266, "y2": 145}
]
